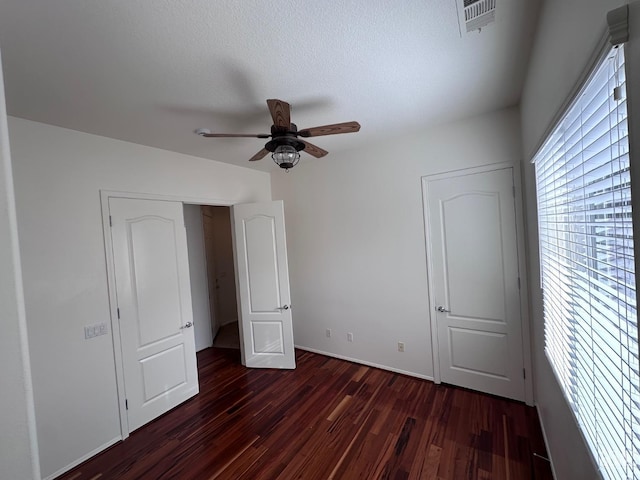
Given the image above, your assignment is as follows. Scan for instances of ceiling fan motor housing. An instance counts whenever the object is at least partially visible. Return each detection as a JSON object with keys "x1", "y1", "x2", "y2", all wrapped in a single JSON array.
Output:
[
  {"x1": 265, "y1": 123, "x2": 305, "y2": 153},
  {"x1": 265, "y1": 136, "x2": 305, "y2": 153}
]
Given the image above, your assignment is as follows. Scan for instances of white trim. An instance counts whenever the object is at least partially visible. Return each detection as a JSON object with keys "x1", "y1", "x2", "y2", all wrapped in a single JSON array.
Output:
[
  {"x1": 295, "y1": 345, "x2": 434, "y2": 381},
  {"x1": 535, "y1": 404, "x2": 558, "y2": 480},
  {"x1": 42, "y1": 436, "x2": 121, "y2": 480},
  {"x1": 100, "y1": 193, "x2": 129, "y2": 438},
  {"x1": 421, "y1": 174, "x2": 440, "y2": 384},
  {"x1": 421, "y1": 161, "x2": 534, "y2": 404},
  {"x1": 511, "y1": 161, "x2": 535, "y2": 406},
  {"x1": 100, "y1": 189, "x2": 239, "y2": 440},
  {"x1": 421, "y1": 161, "x2": 515, "y2": 183},
  {"x1": 100, "y1": 189, "x2": 236, "y2": 206}
]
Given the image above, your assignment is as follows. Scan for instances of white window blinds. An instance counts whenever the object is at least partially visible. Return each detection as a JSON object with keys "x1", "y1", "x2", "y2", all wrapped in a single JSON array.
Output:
[{"x1": 534, "y1": 46, "x2": 639, "y2": 480}]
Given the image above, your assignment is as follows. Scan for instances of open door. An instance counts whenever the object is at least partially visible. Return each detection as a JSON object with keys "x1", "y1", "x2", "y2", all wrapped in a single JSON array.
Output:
[
  {"x1": 232, "y1": 200, "x2": 295, "y2": 369},
  {"x1": 109, "y1": 197, "x2": 199, "y2": 432}
]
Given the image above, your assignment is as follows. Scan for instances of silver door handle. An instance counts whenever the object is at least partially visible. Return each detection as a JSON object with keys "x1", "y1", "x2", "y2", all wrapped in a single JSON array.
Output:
[
  {"x1": 276, "y1": 305, "x2": 290, "y2": 310},
  {"x1": 436, "y1": 306, "x2": 450, "y2": 313},
  {"x1": 180, "y1": 322, "x2": 193, "y2": 329}
]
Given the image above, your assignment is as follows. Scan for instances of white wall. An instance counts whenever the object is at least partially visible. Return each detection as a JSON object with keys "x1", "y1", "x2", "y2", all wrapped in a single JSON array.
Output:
[
  {"x1": 8, "y1": 117, "x2": 271, "y2": 479},
  {"x1": 271, "y1": 107, "x2": 523, "y2": 379},
  {"x1": 184, "y1": 204, "x2": 213, "y2": 352},
  {"x1": 0, "y1": 52, "x2": 40, "y2": 480},
  {"x1": 520, "y1": 1, "x2": 628, "y2": 478}
]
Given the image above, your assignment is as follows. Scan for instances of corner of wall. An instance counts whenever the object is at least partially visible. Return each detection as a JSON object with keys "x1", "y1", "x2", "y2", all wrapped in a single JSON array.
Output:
[{"x1": 0, "y1": 48, "x2": 41, "y2": 480}]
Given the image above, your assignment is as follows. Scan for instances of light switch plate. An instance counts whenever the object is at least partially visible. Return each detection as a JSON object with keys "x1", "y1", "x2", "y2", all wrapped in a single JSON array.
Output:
[{"x1": 85, "y1": 322, "x2": 108, "y2": 339}]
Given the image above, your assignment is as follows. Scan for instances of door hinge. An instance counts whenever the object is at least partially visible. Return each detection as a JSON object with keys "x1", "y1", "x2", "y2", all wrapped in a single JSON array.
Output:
[
  {"x1": 517, "y1": 277, "x2": 521, "y2": 290},
  {"x1": 125, "y1": 399, "x2": 128, "y2": 410},
  {"x1": 117, "y1": 307, "x2": 120, "y2": 319},
  {"x1": 523, "y1": 368, "x2": 526, "y2": 379},
  {"x1": 109, "y1": 215, "x2": 112, "y2": 227}
]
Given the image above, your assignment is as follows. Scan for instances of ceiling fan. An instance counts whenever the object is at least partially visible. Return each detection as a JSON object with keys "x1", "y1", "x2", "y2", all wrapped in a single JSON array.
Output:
[{"x1": 196, "y1": 99, "x2": 360, "y2": 170}]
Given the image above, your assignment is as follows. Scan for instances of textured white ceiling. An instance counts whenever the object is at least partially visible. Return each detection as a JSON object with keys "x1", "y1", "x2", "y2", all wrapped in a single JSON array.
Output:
[{"x1": 0, "y1": 0, "x2": 540, "y2": 171}]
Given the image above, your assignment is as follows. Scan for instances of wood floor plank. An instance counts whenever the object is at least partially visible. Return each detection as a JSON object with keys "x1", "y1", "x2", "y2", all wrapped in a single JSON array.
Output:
[{"x1": 57, "y1": 348, "x2": 553, "y2": 480}]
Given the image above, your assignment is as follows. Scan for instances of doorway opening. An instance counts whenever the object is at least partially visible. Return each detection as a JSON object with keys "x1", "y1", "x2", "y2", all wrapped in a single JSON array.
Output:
[
  {"x1": 102, "y1": 192, "x2": 296, "y2": 441},
  {"x1": 183, "y1": 204, "x2": 240, "y2": 355}
]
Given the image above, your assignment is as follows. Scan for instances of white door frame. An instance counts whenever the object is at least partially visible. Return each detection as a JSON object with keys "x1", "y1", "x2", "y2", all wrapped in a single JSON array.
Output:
[
  {"x1": 100, "y1": 190, "x2": 237, "y2": 439},
  {"x1": 421, "y1": 162, "x2": 534, "y2": 406}
]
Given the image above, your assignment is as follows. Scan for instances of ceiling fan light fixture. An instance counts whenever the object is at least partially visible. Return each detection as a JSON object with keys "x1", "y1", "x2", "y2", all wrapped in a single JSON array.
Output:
[{"x1": 272, "y1": 144, "x2": 300, "y2": 171}]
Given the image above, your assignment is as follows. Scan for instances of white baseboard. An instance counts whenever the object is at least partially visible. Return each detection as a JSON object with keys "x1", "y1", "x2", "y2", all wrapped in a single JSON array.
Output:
[
  {"x1": 535, "y1": 404, "x2": 558, "y2": 480},
  {"x1": 211, "y1": 325, "x2": 220, "y2": 340},
  {"x1": 196, "y1": 340, "x2": 213, "y2": 352},
  {"x1": 294, "y1": 345, "x2": 434, "y2": 382},
  {"x1": 43, "y1": 436, "x2": 121, "y2": 480}
]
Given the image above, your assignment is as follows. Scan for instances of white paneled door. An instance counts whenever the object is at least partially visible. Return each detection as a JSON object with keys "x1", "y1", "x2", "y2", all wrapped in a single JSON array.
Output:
[
  {"x1": 424, "y1": 166, "x2": 525, "y2": 401},
  {"x1": 232, "y1": 201, "x2": 295, "y2": 369},
  {"x1": 109, "y1": 198, "x2": 199, "y2": 432}
]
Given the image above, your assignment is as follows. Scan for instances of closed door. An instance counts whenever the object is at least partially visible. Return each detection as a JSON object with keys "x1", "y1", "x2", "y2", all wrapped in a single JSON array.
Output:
[
  {"x1": 424, "y1": 167, "x2": 525, "y2": 401},
  {"x1": 232, "y1": 200, "x2": 295, "y2": 369},
  {"x1": 109, "y1": 197, "x2": 199, "y2": 432}
]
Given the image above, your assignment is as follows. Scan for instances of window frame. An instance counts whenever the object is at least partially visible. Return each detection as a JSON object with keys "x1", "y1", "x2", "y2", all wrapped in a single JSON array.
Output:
[{"x1": 532, "y1": 39, "x2": 640, "y2": 480}]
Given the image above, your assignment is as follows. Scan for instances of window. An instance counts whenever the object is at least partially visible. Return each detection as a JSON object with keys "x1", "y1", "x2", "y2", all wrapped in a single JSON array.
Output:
[{"x1": 534, "y1": 45, "x2": 640, "y2": 480}]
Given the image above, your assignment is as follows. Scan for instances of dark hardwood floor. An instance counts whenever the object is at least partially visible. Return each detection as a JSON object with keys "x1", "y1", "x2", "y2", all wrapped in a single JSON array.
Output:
[{"x1": 58, "y1": 348, "x2": 553, "y2": 480}]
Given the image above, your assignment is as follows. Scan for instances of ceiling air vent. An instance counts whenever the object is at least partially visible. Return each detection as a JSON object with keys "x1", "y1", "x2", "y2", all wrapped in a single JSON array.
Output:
[{"x1": 457, "y1": 0, "x2": 496, "y2": 34}]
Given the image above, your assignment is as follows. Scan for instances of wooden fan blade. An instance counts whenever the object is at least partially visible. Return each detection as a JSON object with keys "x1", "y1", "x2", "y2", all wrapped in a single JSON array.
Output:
[
  {"x1": 298, "y1": 121, "x2": 361, "y2": 138},
  {"x1": 301, "y1": 140, "x2": 328, "y2": 158},
  {"x1": 249, "y1": 148, "x2": 270, "y2": 162},
  {"x1": 266, "y1": 99, "x2": 291, "y2": 129},
  {"x1": 201, "y1": 133, "x2": 271, "y2": 138}
]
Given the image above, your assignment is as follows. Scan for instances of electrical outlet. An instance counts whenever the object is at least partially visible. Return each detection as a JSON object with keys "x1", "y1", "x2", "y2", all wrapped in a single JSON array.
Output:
[
  {"x1": 84, "y1": 325, "x2": 100, "y2": 338},
  {"x1": 347, "y1": 332, "x2": 354, "y2": 343},
  {"x1": 84, "y1": 325, "x2": 95, "y2": 339},
  {"x1": 398, "y1": 342, "x2": 405, "y2": 352},
  {"x1": 326, "y1": 329, "x2": 332, "y2": 338}
]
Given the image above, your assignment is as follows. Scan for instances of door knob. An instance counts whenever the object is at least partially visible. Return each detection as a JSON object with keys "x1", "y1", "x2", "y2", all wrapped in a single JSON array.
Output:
[
  {"x1": 436, "y1": 306, "x2": 450, "y2": 313},
  {"x1": 180, "y1": 322, "x2": 193, "y2": 329},
  {"x1": 276, "y1": 305, "x2": 290, "y2": 311}
]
